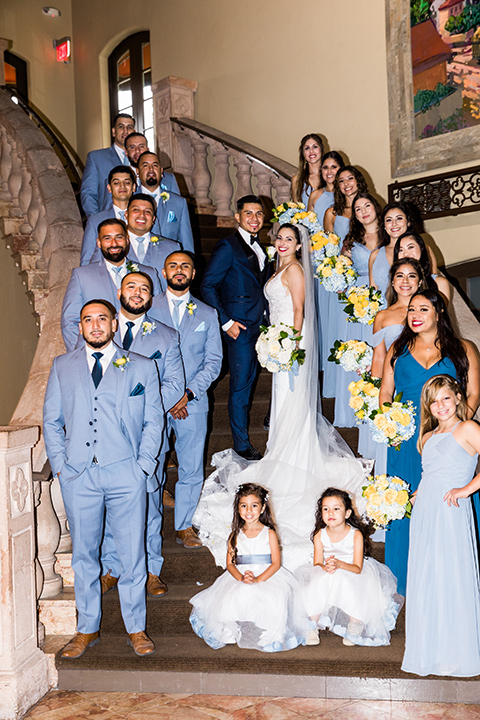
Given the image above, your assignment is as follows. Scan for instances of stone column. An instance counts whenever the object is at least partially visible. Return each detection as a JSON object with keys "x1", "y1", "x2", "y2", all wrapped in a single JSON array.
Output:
[
  {"x1": 0, "y1": 425, "x2": 49, "y2": 720},
  {"x1": 152, "y1": 76, "x2": 198, "y2": 186}
]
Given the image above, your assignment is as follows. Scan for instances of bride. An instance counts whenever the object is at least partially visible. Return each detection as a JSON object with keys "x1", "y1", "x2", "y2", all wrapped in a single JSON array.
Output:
[{"x1": 194, "y1": 222, "x2": 367, "y2": 571}]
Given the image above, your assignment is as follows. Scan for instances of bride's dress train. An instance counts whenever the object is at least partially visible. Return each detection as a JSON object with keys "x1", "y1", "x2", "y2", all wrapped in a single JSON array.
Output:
[{"x1": 193, "y1": 227, "x2": 368, "y2": 572}]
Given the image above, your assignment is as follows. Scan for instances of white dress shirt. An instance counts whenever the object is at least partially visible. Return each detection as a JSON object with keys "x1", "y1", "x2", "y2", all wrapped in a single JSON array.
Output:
[
  {"x1": 85, "y1": 341, "x2": 116, "y2": 374},
  {"x1": 104, "y1": 258, "x2": 128, "y2": 289},
  {"x1": 118, "y1": 312, "x2": 146, "y2": 345},
  {"x1": 128, "y1": 230, "x2": 151, "y2": 260},
  {"x1": 166, "y1": 288, "x2": 191, "y2": 326}
]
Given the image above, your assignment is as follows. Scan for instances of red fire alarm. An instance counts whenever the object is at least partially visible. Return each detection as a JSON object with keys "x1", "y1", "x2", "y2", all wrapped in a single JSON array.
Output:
[{"x1": 54, "y1": 37, "x2": 71, "y2": 63}]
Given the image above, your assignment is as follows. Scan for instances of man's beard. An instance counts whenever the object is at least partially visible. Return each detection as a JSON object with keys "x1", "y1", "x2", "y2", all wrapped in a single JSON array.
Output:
[
  {"x1": 145, "y1": 175, "x2": 158, "y2": 187},
  {"x1": 167, "y1": 277, "x2": 190, "y2": 292},
  {"x1": 102, "y1": 246, "x2": 128, "y2": 263},
  {"x1": 86, "y1": 336, "x2": 112, "y2": 349},
  {"x1": 120, "y1": 294, "x2": 152, "y2": 316}
]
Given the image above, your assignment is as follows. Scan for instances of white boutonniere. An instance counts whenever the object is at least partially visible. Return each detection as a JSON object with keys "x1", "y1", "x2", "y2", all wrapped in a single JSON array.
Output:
[
  {"x1": 141, "y1": 320, "x2": 157, "y2": 336},
  {"x1": 186, "y1": 301, "x2": 197, "y2": 315},
  {"x1": 160, "y1": 191, "x2": 170, "y2": 203},
  {"x1": 113, "y1": 355, "x2": 130, "y2": 372},
  {"x1": 126, "y1": 260, "x2": 139, "y2": 272},
  {"x1": 266, "y1": 246, "x2": 276, "y2": 262}
]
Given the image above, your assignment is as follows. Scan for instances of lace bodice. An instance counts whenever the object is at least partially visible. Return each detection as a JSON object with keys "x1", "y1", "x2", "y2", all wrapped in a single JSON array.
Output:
[{"x1": 264, "y1": 263, "x2": 302, "y2": 326}]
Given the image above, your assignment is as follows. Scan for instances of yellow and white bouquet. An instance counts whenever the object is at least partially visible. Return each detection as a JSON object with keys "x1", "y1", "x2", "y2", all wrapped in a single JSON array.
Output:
[
  {"x1": 328, "y1": 339, "x2": 373, "y2": 374},
  {"x1": 369, "y1": 395, "x2": 416, "y2": 449},
  {"x1": 339, "y1": 285, "x2": 384, "y2": 325},
  {"x1": 358, "y1": 474, "x2": 412, "y2": 529},
  {"x1": 255, "y1": 323, "x2": 305, "y2": 374},
  {"x1": 271, "y1": 202, "x2": 322, "y2": 235},
  {"x1": 314, "y1": 255, "x2": 358, "y2": 293},
  {"x1": 347, "y1": 374, "x2": 381, "y2": 423}
]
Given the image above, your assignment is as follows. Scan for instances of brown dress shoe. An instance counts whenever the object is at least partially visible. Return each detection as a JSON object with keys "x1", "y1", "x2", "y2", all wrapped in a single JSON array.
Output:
[
  {"x1": 176, "y1": 527, "x2": 202, "y2": 548},
  {"x1": 101, "y1": 571, "x2": 118, "y2": 594},
  {"x1": 127, "y1": 631, "x2": 155, "y2": 656},
  {"x1": 61, "y1": 631, "x2": 99, "y2": 658},
  {"x1": 163, "y1": 488, "x2": 175, "y2": 507},
  {"x1": 147, "y1": 572, "x2": 168, "y2": 596}
]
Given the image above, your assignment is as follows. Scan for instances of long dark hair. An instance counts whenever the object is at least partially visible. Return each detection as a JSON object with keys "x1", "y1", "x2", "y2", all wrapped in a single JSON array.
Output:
[
  {"x1": 379, "y1": 202, "x2": 415, "y2": 247},
  {"x1": 319, "y1": 150, "x2": 345, "y2": 188},
  {"x1": 391, "y1": 289, "x2": 469, "y2": 391},
  {"x1": 385, "y1": 258, "x2": 427, "y2": 306},
  {"x1": 294, "y1": 133, "x2": 324, "y2": 202},
  {"x1": 229, "y1": 483, "x2": 276, "y2": 565},
  {"x1": 332, "y1": 166, "x2": 368, "y2": 217},
  {"x1": 343, "y1": 192, "x2": 383, "y2": 252},
  {"x1": 393, "y1": 231, "x2": 434, "y2": 277},
  {"x1": 311, "y1": 487, "x2": 372, "y2": 557}
]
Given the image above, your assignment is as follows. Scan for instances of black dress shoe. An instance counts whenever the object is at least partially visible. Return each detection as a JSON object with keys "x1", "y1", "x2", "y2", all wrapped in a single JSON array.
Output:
[{"x1": 236, "y1": 447, "x2": 263, "y2": 461}]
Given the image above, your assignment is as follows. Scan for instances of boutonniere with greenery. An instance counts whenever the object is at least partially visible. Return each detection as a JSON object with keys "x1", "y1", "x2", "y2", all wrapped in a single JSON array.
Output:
[
  {"x1": 266, "y1": 246, "x2": 276, "y2": 262},
  {"x1": 126, "y1": 260, "x2": 139, "y2": 272},
  {"x1": 150, "y1": 236, "x2": 160, "y2": 245},
  {"x1": 186, "y1": 301, "x2": 197, "y2": 315},
  {"x1": 141, "y1": 320, "x2": 157, "y2": 336},
  {"x1": 160, "y1": 191, "x2": 170, "y2": 203},
  {"x1": 113, "y1": 355, "x2": 130, "y2": 372}
]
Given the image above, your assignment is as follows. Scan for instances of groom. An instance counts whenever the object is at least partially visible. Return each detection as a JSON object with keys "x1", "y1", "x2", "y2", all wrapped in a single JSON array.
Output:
[{"x1": 201, "y1": 195, "x2": 269, "y2": 461}]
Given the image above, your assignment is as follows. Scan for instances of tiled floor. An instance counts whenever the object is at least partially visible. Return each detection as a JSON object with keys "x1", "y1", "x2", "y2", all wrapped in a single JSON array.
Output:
[{"x1": 25, "y1": 691, "x2": 480, "y2": 719}]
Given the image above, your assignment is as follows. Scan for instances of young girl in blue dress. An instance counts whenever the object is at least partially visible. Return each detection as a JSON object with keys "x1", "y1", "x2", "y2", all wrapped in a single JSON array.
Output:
[
  {"x1": 402, "y1": 375, "x2": 480, "y2": 677},
  {"x1": 297, "y1": 487, "x2": 403, "y2": 647},
  {"x1": 190, "y1": 483, "x2": 311, "y2": 652}
]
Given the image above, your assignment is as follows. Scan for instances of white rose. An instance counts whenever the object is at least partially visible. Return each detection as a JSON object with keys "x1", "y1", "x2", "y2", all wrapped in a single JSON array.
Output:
[
  {"x1": 277, "y1": 349, "x2": 291, "y2": 364},
  {"x1": 266, "y1": 361, "x2": 279, "y2": 373},
  {"x1": 269, "y1": 340, "x2": 281, "y2": 356},
  {"x1": 281, "y1": 337, "x2": 294, "y2": 351}
]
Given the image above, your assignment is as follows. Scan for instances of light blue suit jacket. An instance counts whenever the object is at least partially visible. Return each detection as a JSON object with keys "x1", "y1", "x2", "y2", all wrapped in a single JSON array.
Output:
[
  {"x1": 61, "y1": 260, "x2": 161, "y2": 352},
  {"x1": 80, "y1": 145, "x2": 125, "y2": 217},
  {"x1": 150, "y1": 293, "x2": 222, "y2": 414},
  {"x1": 43, "y1": 344, "x2": 163, "y2": 482},
  {"x1": 137, "y1": 188, "x2": 194, "y2": 253},
  {"x1": 114, "y1": 313, "x2": 185, "y2": 415}
]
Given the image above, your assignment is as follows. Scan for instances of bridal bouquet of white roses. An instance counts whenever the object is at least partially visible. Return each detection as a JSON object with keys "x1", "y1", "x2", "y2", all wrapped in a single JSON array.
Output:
[
  {"x1": 255, "y1": 323, "x2": 305, "y2": 373},
  {"x1": 271, "y1": 202, "x2": 322, "y2": 235},
  {"x1": 314, "y1": 255, "x2": 358, "y2": 293},
  {"x1": 358, "y1": 474, "x2": 412, "y2": 530},
  {"x1": 347, "y1": 374, "x2": 381, "y2": 424},
  {"x1": 369, "y1": 395, "x2": 416, "y2": 449},
  {"x1": 339, "y1": 285, "x2": 384, "y2": 325},
  {"x1": 328, "y1": 339, "x2": 373, "y2": 374}
]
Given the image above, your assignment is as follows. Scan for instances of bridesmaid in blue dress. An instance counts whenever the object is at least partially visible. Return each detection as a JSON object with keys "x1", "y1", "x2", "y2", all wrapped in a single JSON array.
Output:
[
  {"x1": 403, "y1": 375, "x2": 480, "y2": 677},
  {"x1": 369, "y1": 202, "x2": 414, "y2": 302},
  {"x1": 394, "y1": 231, "x2": 452, "y2": 304},
  {"x1": 379, "y1": 289, "x2": 480, "y2": 595},
  {"x1": 322, "y1": 167, "x2": 368, "y2": 400},
  {"x1": 332, "y1": 193, "x2": 383, "y2": 428},
  {"x1": 291, "y1": 133, "x2": 324, "y2": 206},
  {"x1": 307, "y1": 151, "x2": 345, "y2": 371}
]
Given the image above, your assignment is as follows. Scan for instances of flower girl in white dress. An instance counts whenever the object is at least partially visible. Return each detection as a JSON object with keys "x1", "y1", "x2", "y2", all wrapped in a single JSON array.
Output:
[
  {"x1": 298, "y1": 487, "x2": 403, "y2": 647},
  {"x1": 190, "y1": 483, "x2": 312, "y2": 652}
]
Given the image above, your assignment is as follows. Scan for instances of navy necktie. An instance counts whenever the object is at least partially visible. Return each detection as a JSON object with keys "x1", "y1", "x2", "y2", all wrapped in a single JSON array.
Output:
[
  {"x1": 91, "y1": 352, "x2": 103, "y2": 388},
  {"x1": 123, "y1": 321, "x2": 134, "y2": 350}
]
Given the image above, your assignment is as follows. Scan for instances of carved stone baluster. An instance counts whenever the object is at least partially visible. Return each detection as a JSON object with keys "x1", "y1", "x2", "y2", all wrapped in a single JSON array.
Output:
[
  {"x1": 8, "y1": 143, "x2": 23, "y2": 217},
  {"x1": 27, "y1": 182, "x2": 41, "y2": 251},
  {"x1": 33, "y1": 478, "x2": 46, "y2": 643},
  {"x1": 36, "y1": 475, "x2": 62, "y2": 598},
  {"x1": 232, "y1": 153, "x2": 253, "y2": 200},
  {"x1": 18, "y1": 160, "x2": 33, "y2": 234},
  {"x1": 51, "y1": 474, "x2": 72, "y2": 553},
  {"x1": 33, "y1": 203, "x2": 47, "y2": 252},
  {"x1": 252, "y1": 162, "x2": 273, "y2": 203},
  {"x1": 190, "y1": 135, "x2": 212, "y2": 208},
  {"x1": 0, "y1": 127, "x2": 12, "y2": 201},
  {"x1": 271, "y1": 174, "x2": 292, "y2": 206},
  {"x1": 212, "y1": 142, "x2": 234, "y2": 216}
]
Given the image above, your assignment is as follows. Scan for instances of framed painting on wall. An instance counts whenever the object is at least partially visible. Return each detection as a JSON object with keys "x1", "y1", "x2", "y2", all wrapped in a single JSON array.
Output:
[{"x1": 386, "y1": 0, "x2": 480, "y2": 177}]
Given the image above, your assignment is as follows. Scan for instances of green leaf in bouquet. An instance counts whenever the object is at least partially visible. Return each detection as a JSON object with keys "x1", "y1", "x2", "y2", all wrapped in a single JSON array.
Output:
[
  {"x1": 279, "y1": 331, "x2": 288, "y2": 340},
  {"x1": 405, "y1": 500, "x2": 412, "y2": 519},
  {"x1": 293, "y1": 349, "x2": 306, "y2": 365},
  {"x1": 259, "y1": 325, "x2": 268, "y2": 334},
  {"x1": 393, "y1": 391, "x2": 404, "y2": 403}
]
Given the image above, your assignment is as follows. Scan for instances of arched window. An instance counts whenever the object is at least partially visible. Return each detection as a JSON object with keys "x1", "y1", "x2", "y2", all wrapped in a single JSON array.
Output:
[
  {"x1": 108, "y1": 32, "x2": 154, "y2": 149},
  {"x1": 4, "y1": 51, "x2": 28, "y2": 102}
]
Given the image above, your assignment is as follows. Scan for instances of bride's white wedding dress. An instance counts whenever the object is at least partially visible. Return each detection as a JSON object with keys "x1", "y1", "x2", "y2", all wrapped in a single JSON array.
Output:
[{"x1": 193, "y1": 226, "x2": 367, "y2": 571}]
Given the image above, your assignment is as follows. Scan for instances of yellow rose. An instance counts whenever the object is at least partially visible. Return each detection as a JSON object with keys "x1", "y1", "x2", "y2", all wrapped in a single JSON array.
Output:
[
  {"x1": 364, "y1": 485, "x2": 375, "y2": 499},
  {"x1": 384, "y1": 488, "x2": 397, "y2": 504},
  {"x1": 374, "y1": 414, "x2": 388, "y2": 430},
  {"x1": 298, "y1": 212, "x2": 308, "y2": 219},
  {"x1": 398, "y1": 412, "x2": 411, "y2": 427},
  {"x1": 348, "y1": 381, "x2": 358, "y2": 393},
  {"x1": 357, "y1": 409, "x2": 365, "y2": 419},
  {"x1": 369, "y1": 492, "x2": 382, "y2": 506},
  {"x1": 384, "y1": 423, "x2": 397, "y2": 439},
  {"x1": 370, "y1": 301, "x2": 380, "y2": 313},
  {"x1": 397, "y1": 490, "x2": 409, "y2": 505},
  {"x1": 376, "y1": 477, "x2": 389, "y2": 491},
  {"x1": 390, "y1": 409, "x2": 404, "y2": 423},
  {"x1": 355, "y1": 305, "x2": 366, "y2": 317},
  {"x1": 381, "y1": 404, "x2": 391, "y2": 413},
  {"x1": 349, "y1": 395, "x2": 364, "y2": 411},
  {"x1": 323, "y1": 267, "x2": 332, "y2": 277},
  {"x1": 307, "y1": 211, "x2": 317, "y2": 222},
  {"x1": 349, "y1": 293, "x2": 358, "y2": 304}
]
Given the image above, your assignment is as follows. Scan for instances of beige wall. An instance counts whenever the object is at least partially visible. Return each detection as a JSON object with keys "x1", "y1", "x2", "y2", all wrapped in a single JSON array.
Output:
[
  {"x1": 0, "y1": 0, "x2": 77, "y2": 148},
  {"x1": 0, "y1": 238, "x2": 39, "y2": 424}
]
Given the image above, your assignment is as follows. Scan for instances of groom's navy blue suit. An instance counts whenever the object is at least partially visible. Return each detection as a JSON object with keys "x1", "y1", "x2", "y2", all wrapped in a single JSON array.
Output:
[{"x1": 201, "y1": 230, "x2": 269, "y2": 451}]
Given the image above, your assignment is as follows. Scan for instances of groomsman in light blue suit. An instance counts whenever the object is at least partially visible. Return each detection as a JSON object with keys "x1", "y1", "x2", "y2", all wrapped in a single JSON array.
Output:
[
  {"x1": 61, "y1": 218, "x2": 161, "y2": 352},
  {"x1": 136, "y1": 152, "x2": 194, "y2": 253},
  {"x1": 100, "y1": 271, "x2": 185, "y2": 596},
  {"x1": 80, "y1": 166, "x2": 136, "y2": 266},
  {"x1": 43, "y1": 299, "x2": 163, "y2": 658},
  {"x1": 124, "y1": 132, "x2": 180, "y2": 195},
  {"x1": 153, "y1": 251, "x2": 222, "y2": 548},
  {"x1": 80, "y1": 114, "x2": 135, "y2": 217}
]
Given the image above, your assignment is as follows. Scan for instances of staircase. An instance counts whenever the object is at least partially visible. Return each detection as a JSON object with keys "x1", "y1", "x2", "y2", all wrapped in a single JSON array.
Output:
[{"x1": 48, "y1": 212, "x2": 479, "y2": 703}]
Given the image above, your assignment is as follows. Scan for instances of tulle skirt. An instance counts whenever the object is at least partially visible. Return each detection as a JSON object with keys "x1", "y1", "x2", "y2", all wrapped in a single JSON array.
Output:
[
  {"x1": 296, "y1": 557, "x2": 403, "y2": 646},
  {"x1": 189, "y1": 565, "x2": 313, "y2": 652}
]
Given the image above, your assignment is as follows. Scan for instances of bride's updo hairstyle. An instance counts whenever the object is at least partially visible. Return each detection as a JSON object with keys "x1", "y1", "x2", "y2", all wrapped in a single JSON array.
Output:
[
  {"x1": 278, "y1": 222, "x2": 302, "y2": 259},
  {"x1": 229, "y1": 483, "x2": 276, "y2": 565},
  {"x1": 311, "y1": 487, "x2": 372, "y2": 556}
]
